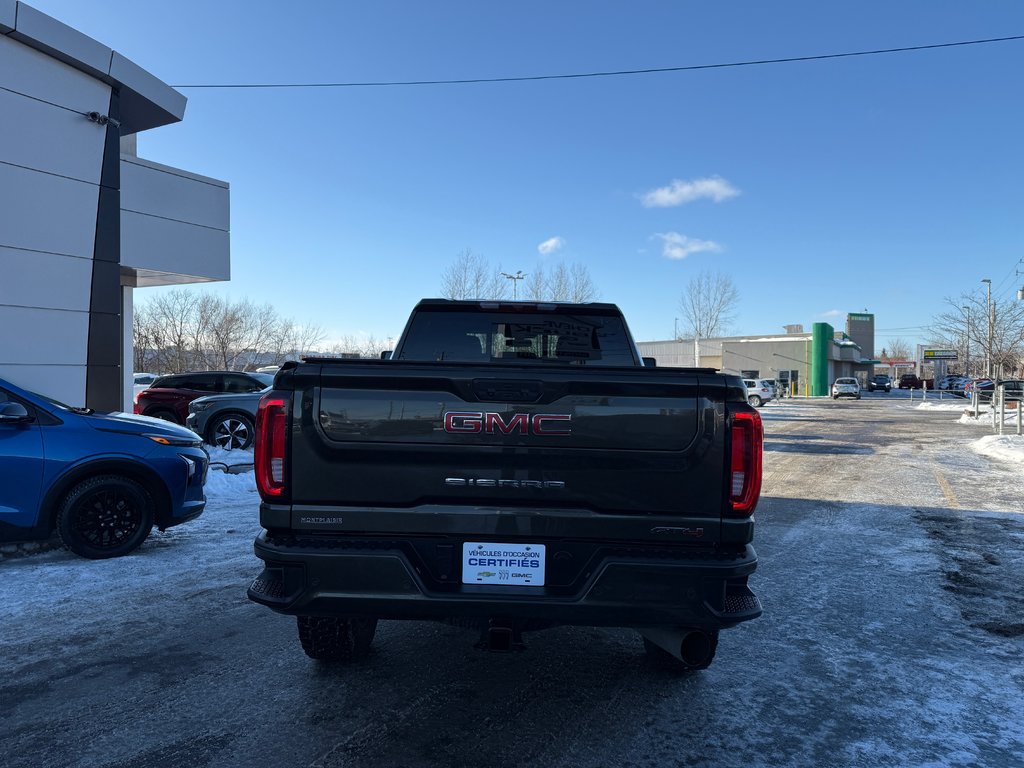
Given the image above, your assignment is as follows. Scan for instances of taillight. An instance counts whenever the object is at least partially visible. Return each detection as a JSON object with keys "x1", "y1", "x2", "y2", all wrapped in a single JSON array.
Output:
[
  {"x1": 256, "y1": 393, "x2": 288, "y2": 500},
  {"x1": 728, "y1": 409, "x2": 763, "y2": 516}
]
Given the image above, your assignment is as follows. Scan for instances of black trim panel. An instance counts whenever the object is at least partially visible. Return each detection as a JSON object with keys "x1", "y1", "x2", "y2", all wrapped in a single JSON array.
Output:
[{"x1": 86, "y1": 90, "x2": 122, "y2": 412}]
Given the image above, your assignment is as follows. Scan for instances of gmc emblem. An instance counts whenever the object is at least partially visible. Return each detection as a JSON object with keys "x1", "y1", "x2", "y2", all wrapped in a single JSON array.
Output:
[{"x1": 443, "y1": 411, "x2": 571, "y2": 436}]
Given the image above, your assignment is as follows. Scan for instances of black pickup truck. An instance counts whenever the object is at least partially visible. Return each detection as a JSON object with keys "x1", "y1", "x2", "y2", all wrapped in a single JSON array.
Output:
[{"x1": 248, "y1": 299, "x2": 762, "y2": 670}]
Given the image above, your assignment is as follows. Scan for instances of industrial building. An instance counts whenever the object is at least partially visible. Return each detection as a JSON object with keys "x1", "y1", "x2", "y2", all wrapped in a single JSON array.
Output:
[
  {"x1": 638, "y1": 313, "x2": 879, "y2": 397},
  {"x1": 0, "y1": 2, "x2": 230, "y2": 411}
]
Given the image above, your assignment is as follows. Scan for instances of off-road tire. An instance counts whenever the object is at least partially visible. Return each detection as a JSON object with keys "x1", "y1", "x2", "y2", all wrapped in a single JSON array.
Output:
[
  {"x1": 642, "y1": 630, "x2": 719, "y2": 673},
  {"x1": 297, "y1": 616, "x2": 378, "y2": 661},
  {"x1": 57, "y1": 475, "x2": 155, "y2": 559},
  {"x1": 206, "y1": 412, "x2": 255, "y2": 450},
  {"x1": 747, "y1": 395, "x2": 762, "y2": 407}
]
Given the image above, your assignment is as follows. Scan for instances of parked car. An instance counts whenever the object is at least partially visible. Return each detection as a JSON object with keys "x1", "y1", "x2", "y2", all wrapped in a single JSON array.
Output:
[
  {"x1": 964, "y1": 378, "x2": 993, "y2": 400},
  {"x1": 135, "y1": 371, "x2": 275, "y2": 425},
  {"x1": 966, "y1": 378, "x2": 1024, "y2": 403},
  {"x1": 832, "y1": 377, "x2": 861, "y2": 399},
  {"x1": 186, "y1": 386, "x2": 270, "y2": 450},
  {"x1": 133, "y1": 372, "x2": 159, "y2": 404},
  {"x1": 743, "y1": 378, "x2": 774, "y2": 407},
  {"x1": 898, "y1": 373, "x2": 921, "y2": 389},
  {"x1": 0, "y1": 377, "x2": 208, "y2": 558},
  {"x1": 868, "y1": 374, "x2": 891, "y2": 392}
]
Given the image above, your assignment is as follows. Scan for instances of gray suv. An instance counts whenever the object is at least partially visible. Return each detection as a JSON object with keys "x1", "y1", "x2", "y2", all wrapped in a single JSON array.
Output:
[{"x1": 185, "y1": 373, "x2": 274, "y2": 449}]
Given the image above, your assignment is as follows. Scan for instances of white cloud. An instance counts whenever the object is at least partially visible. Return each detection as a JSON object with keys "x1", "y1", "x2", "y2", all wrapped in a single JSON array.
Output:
[
  {"x1": 537, "y1": 236, "x2": 565, "y2": 255},
  {"x1": 640, "y1": 176, "x2": 740, "y2": 208},
  {"x1": 653, "y1": 232, "x2": 722, "y2": 260},
  {"x1": 820, "y1": 309, "x2": 843, "y2": 318}
]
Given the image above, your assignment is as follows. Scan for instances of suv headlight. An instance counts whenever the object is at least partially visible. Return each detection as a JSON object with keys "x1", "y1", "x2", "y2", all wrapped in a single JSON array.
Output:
[{"x1": 189, "y1": 401, "x2": 212, "y2": 412}]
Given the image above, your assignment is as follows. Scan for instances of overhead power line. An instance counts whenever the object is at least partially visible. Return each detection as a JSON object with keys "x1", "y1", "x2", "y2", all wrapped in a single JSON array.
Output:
[{"x1": 171, "y1": 34, "x2": 1024, "y2": 90}]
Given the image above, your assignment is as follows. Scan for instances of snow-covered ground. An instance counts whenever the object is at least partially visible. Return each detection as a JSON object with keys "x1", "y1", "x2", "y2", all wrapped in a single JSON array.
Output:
[{"x1": 3, "y1": 399, "x2": 1022, "y2": 768}]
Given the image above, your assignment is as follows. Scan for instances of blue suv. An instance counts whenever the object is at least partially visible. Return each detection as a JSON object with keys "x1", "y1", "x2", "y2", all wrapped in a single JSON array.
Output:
[{"x1": 0, "y1": 378, "x2": 208, "y2": 559}]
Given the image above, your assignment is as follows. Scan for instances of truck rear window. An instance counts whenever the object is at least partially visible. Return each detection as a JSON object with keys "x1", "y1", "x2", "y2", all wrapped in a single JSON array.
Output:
[{"x1": 396, "y1": 311, "x2": 637, "y2": 366}]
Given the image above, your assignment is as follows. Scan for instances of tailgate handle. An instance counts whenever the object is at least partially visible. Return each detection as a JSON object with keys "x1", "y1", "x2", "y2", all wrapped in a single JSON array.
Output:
[{"x1": 471, "y1": 379, "x2": 544, "y2": 403}]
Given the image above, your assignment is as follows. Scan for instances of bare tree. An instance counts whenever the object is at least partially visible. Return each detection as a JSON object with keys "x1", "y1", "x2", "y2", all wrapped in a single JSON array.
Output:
[
  {"x1": 548, "y1": 263, "x2": 570, "y2": 301},
  {"x1": 440, "y1": 249, "x2": 509, "y2": 300},
  {"x1": 932, "y1": 293, "x2": 1024, "y2": 378},
  {"x1": 568, "y1": 262, "x2": 598, "y2": 302},
  {"x1": 134, "y1": 289, "x2": 326, "y2": 372},
  {"x1": 677, "y1": 271, "x2": 739, "y2": 341},
  {"x1": 879, "y1": 338, "x2": 911, "y2": 362},
  {"x1": 525, "y1": 266, "x2": 547, "y2": 300},
  {"x1": 518, "y1": 261, "x2": 598, "y2": 302},
  {"x1": 439, "y1": 250, "x2": 600, "y2": 302},
  {"x1": 326, "y1": 334, "x2": 389, "y2": 359}
]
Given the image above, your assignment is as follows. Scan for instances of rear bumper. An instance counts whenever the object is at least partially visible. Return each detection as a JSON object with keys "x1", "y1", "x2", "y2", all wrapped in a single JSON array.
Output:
[{"x1": 248, "y1": 532, "x2": 761, "y2": 630}]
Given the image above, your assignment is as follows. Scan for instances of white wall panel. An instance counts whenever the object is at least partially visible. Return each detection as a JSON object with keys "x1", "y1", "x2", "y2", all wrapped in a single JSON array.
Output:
[
  {"x1": 0, "y1": 88, "x2": 106, "y2": 183},
  {"x1": 9, "y1": 3, "x2": 112, "y2": 78},
  {"x1": 122, "y1": 210, "x2": 230, "y2": 282},
  {"x1": 0, "y1": 0, "x2": 16, "y2": 33},
  {"x1": 0, "y1": 305, "x2": 89, "y2": 366},
  {"x1": 0, "y1": 246, "x2": 92, "y2": 311},
  {"x1": 0, "y1": 34, "x2": 111, "y2": 116},
  {"x1": 0, "y1": 162, "x2": 99, "y2": 257},
  {"x1": 0, "y1": 363, "x2": 86, "y2": 405},
  {"x1": 121, "y1": 157, "x2": 229, "y2": 231}
]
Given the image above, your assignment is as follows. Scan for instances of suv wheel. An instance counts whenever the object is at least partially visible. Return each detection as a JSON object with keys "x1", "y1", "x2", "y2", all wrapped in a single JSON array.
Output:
[
  {"x1": 747, "y1": 395, "x2": 762, "y2": 407},
  {"x1": 297, "y1": 616, "x2": 378, "y2": 661},
  {"x1": 208, "y1": 413, "x2": 255, "y2": 450},
  {"x1": 57, "y1": 475, "x2": 155, "y2": 559}
]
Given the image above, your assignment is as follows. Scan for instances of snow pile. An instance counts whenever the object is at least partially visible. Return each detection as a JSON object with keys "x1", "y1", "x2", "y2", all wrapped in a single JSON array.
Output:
[
  {"x1": 969, "y1": 435, "x2": 1024, "y2": 465},
  {"x1": 206, "y1": 467, "x2": 257, "y2": 500},
  {"x1": 957, "y1": 408, "x2": 1024, "y2": 426},
  {"x1": 204, "y1": 446, "x2": 257, "y2": 500},
  {"x1": 914, "y1": 401, "x2": 970, "y2": 412}
]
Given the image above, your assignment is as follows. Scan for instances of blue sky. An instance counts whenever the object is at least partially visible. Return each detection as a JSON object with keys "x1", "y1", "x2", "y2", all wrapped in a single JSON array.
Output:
[{"x1": 31, "y1": 1, "x2": 1024, "y2": 351}]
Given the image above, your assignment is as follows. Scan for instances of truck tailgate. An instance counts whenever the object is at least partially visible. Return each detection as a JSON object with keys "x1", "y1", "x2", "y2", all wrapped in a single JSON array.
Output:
[{"x1": 287, "y1": 362, "x2": 727, "y2": 522}]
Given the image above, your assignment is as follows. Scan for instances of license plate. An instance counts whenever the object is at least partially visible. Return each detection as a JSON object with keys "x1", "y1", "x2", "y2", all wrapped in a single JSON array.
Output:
[{"x1": 462, "y1": 542, "x2": 546, "y2": 586}]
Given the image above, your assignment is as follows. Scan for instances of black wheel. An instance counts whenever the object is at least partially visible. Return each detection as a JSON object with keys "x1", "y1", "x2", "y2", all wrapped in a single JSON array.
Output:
[
  {"x1": 57, "y1": 475, "x2": 155, "y2": 559},
  {"x1": 207, "y1": 412, "x2": 255, "y2": 450},
  {"x1": 297, "y1": 616, "x2": 378, "y2": 661},
  {"x1": 833, "y1": 395, "x2": 838, "y2": 400},
  {"x1": 642, "y1": 630, "x2": 719, "y2": 672},
  {"x1": 747, "y1": 395, "x2": 762, "y2": 407},
  {"x1": 147, "y1": 408, "x2": 181, "y2": 425}
]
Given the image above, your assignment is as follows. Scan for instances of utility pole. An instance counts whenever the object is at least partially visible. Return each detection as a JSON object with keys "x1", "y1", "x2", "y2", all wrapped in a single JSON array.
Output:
[
  {"x1": 501, "y1": 270, "x2": 526, "y2": 300},
  {"x1": 981, "y1": 278, "x2": 992, "y2": 378}
]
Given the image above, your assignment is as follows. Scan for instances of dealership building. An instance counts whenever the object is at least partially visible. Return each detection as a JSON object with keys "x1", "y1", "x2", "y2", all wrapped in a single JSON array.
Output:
[
  {"x1": 0, "y1": 2, "x2": 230, "y2": 411},
  {"x1": 638, "y1": 313, "x2": 879, "y2": 397}
]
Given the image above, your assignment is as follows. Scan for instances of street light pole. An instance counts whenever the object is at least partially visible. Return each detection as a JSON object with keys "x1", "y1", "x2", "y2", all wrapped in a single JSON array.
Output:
[
  {"x1": 962, "y1": 305, "x2": 971, "y2": 376},
  {"x1": 981, "y1": 278, "x2": 992, "y2": 377},
  {"x1": 501, "y1": 270, "x2": 526, "y2": 300}
]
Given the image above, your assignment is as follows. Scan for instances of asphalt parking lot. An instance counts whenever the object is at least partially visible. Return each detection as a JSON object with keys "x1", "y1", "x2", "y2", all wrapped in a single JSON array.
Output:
[{"x1": 2, "y1": 398, "x2": 1022, "y2": 768}]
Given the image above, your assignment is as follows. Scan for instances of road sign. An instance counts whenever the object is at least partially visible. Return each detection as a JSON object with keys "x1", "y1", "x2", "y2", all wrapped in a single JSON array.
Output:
[{"x1": 923, "y1": 349, "x2": 958, "y2": 360}]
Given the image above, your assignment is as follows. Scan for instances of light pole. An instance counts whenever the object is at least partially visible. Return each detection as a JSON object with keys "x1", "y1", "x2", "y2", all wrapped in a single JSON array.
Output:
[
  {"x1": 981, "y1": 278, "x2": 992, "y2": 377},
  {"x1": 501, "y1": 270, "x2": 526, "y2": 300},
  {"x1": 962, "y1": 305, "x2": 971, "y2": 376}
]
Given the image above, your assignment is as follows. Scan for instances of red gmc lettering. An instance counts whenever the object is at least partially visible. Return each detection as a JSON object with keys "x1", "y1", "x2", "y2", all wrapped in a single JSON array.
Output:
[
  {"x1": 532, "y1": 414, "x2": 572, "y2": 435},
  {"x1": 485, "y1": 412, "x2": 528, "y2": 434},
  {"x1": 443, "y1": 411, "x2": 572, "y2": 436},
  {"x1": 444, "y1": 411, "x2": 482, "y2": 433}
]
